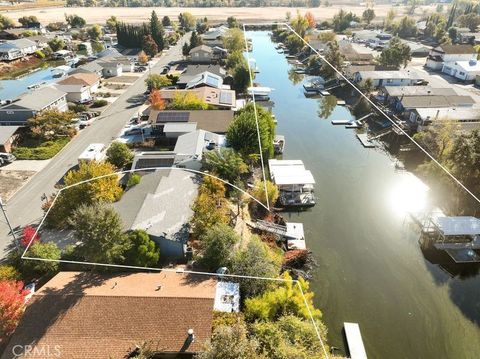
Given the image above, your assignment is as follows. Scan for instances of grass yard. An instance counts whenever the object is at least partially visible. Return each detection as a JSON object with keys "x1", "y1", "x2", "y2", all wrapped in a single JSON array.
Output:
[{"x1": 13, "y1": 137, "x2": 70, "y2": 160}]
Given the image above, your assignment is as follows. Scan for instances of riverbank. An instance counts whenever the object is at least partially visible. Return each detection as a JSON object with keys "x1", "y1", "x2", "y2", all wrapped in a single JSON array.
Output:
[{"x1": 247, "y1": 30, "x2": 480, "y2": 358}]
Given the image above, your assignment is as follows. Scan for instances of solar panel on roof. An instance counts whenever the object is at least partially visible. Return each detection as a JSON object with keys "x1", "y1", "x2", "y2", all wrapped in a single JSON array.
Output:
[
  {"x1": 156, "y1": 112, "x2": 190, "y2": 123},
  {"x1": 219, "y1": 91, "x2": 233, "y2": 105},
  {"x1": 206, "y1": 74, "x2": 220, "y2": 87}
]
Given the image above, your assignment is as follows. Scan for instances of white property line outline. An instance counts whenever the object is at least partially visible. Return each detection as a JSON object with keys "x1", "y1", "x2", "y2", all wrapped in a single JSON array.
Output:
[
  {"x1": 20, "y1": 166, "x2": 329, "y2": 358},
  {"x1": 277, "y1": 22, "x2": 480, "y2": 206},
  {"x1": 242, "y1": 23, "x2": 271, "y2": 210}
]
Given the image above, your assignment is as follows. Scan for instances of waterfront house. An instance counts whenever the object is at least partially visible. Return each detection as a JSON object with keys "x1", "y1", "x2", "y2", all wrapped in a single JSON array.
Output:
[
  {"x1": 185, "y1": 71, "x2": 226, "y2": 90},
  {"x1": 0, "y1": 28, "x2": 28, "y2": 40},
  {"x1": 442, "y1": 59, "x2": 480, "y2": 82},
  {"x1": 28, "y1": 35, "x2": 49, "y2": 49},
  {"x1": 52, "y1": 49, "x2": 74, "y2": 60},
  {"x1": 425, "y1": 44, "x2": 476, "y2": 71},
  {"x1": 177, "y1": 64, "x2": 226, "y2": 89},
  {"x1": 410, "y1": 107, "x2": 480, "y2": 130},
  {"x1": 0, "y1": 38, "x2": 37, "y2": 61},
  {"x1": 189, "y1": 44, "x2": 214, "y2": 64},
  {"x1": 268, "y1": 159, "x2": 316, "y2": 207},
  {"x1": 0, "y1": 87, "x2": 68, "y2": 125},
  {"x1": 0, "y1": 271, "x2": 219, "y2": 359},
  {"x1": 202, "y1": 25, "x2": 228, "y2": 41},
  {"x1": 159, "y1": 87, "x2": 236, "y2": 110},
  {"x1": 54, "y1": 73, "x2": 101, "y2": 103},
  {"x1": 0, "y1": 126, "x2": 20, "y2": 152},
  {"x1": 149, "y1": 110, "x2": 234, "y2": 135},
  {"x1": 97, "y1": 59, "x2": 123, "y2": 77},
  {"x1": 70, "y1": 61, "x2": 104, "y2": 77},
  {"x1": 400, "y1": 94, "x2": 474, "y2": 111},
  {"x1": 354, "y1": 70, "x2": 423, "y2": 87}
]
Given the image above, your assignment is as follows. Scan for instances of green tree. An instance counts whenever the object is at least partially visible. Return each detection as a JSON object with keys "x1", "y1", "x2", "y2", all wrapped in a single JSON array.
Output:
[
  {"x1": 448, "y1": 27, "x2": 459, "y2": 42},
  {"x1": 291, "y1": 10, "x2": 309, "y2": 37},
  {"x1": 332, "y1": 9, "x2": 359, "y2": 32},
  {"x1": 227, "y1": 16, "x2": 239, "y2": 28},
  {"x1": 189, "y1": 30, "x2": 202, "y2": 49},
  {"x1": 48, "y1": 38, "x2": 65, "y2": 52},
  {"x1": 18, "y1": 16, "x2": 38, "y2": 28},
  {"x1": 0, "y1": 15, "x2": 14, "y2": 30},
  {"x1": 232, "y1": 236, "x2": 281, "y2": 298},
  {"x1": 179, "y1": 12, "x2": 195, "y2": 31},
  {"x1": 362, "y1": 8, "x2": 376, "y2": 24},
  {"x1": 226, "y1": 50, "x2": 247, "y2": 70},
  {"x1": 145, "y1": 74, "x2": 172, "y2": 90},
  {"x1": 319, "y1": 40, "x2": 344, "y2": 79},
  {"x1": 250, "y1": 180, "x2": 279, "y2": 208},
  {"x1": 69, "y1": 202, "x2": 130, "y2": 264},
  {"x1": 223, "y1": 28, "x2": 245, "y2": 52},
  {"x1": 232, "y1": 63, "x2": 251, "y2": 94},
  {"x1": 87, "y1": 24, "x2": 103, "y2": 40},
  {"x1": 22, "y1": 242, "x2": 61, "y2": 278},
  {"x1": 244, "y1": 272, "x2": 322, "y2": 322},
  {"x1": 199, "y1": 223, "x2": 239, "y2": 271},
  {"x1": 377, "y1": 37, "x2": 411, "y2": 69},
  {"x1": 196, "y1": 323, "x2": 261, "y2": 359},
  {"x1": 203, "y1": 148, "x2": 248, "y2": 184},
  {"x1": 0, "y1": 266, "x2": 20, "y2": 281},
  {"x1": 65, "y1": 14, "x2": 86, "y2": 28},
  {"x1": 191, "y1": 190, "x2": 229, "y2": 239},
  {"x1": 106, "y1": 16, "x2": 118, "y2": 32},
  {"x1": 393, "y1": 16, "x2": 417, "y2": 38},
  {"x1": 457, "y1": 13, "x2": 480, "y2": 32},
  {"x1": 150, "y1": 11, "x2": 165, "y2": 50},
  {"x1": 226, "y1": 103, "x2": 276, "y2": 159},
  {"x1": 124, "y1": 230, "x2": 159, "y2": 267},
  {"x1": 27, "y1": 109, "x2": 75, "y2": 141},
  {"x1": 45, "y1": 161, "x2": 123, "y2": 228},
  {"x1": 106, "y1": 141, "x2": 133, "y2": 169},
  {"x1": 162, "y1": 16, "x2": 172, "y2": 27}
]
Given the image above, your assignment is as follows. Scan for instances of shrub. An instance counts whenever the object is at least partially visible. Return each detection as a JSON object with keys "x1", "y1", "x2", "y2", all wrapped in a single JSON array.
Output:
[
  {"x1": 69, "y1": 103, "x2": 87, "y2": 113},
  {"x1": 21, "y1": 242, "x2": 61, "y2": 278},
  {"x1": 91, "y1": 99, "x2": 108, "y2": 108},
  {"x1": 13, "y1": 138, "x2": 70, "y2": 160},
  {"x1": 198, "y1": 223, "x2": 239, "y2": 271},
  {"x1": 127, "y1": 173, "x2": 141, "y2": 187},
  {"x1": 106, "y1": 141, "x2": 134, "y2": 169},
  {"x1": 20, "y1": 225, "x2": 40, "y2": 248},
  {"x1": 0, "y1": 265, "x2": 20, "y2": 281},
  {"x1": 34, "y1": 50, "x2": 45, "y2": 59}
]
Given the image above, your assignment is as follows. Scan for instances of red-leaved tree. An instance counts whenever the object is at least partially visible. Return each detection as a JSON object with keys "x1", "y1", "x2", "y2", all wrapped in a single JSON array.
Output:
[
  {"x1": 0, "y1": 280, "x2": 28, "y2": 343},
  {"x1": 20, "y1": 225, "x2": 40, "y2": 248}
]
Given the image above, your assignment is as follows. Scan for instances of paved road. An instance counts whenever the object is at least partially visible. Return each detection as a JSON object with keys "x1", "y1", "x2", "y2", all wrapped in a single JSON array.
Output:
[{"x1": 0, "y1": 35, "x2": 189, "y2": 257}]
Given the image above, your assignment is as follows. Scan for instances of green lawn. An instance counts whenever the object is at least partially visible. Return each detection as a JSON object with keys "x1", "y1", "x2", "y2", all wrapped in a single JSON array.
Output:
[{"x1": 13, "y1": 137, "x2": 70, "y2": 160}]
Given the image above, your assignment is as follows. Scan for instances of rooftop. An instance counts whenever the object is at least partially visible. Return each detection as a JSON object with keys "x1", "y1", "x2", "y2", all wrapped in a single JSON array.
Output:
[
  {"x1": 269, "y1": 159, "x2": 316, "y2": 186},
  {"x1": 414, "y1": 107, "x2": 480, "y2": 122},
  {"x1": 435, "y1": 44, "x2": 475, "y2": 55},
  {"x1": 0, "y1": 38, "x2": 36, "y2": 50},
  {"x1": 400, "y1": 95, "x2": 475, "y2": 109},
  {"x1": 186, "y1": 71, "x2": 224, "y2": 89},
  {"x1": 357, "y1": 70, "x2": 422, "y2": 80},
  {"x1": 56, "y1": 72, "x2": 100, "y2": 87},
  {"x1": 149, "y1": 110, "x2": 234, "y2": 133},
  {"x1": 383, "y1": 86, "x2": 457, "y2": 97},
  {"x1": 159, "y1": 87, "x2": 236, "y2": 108},
  {"x1": 1, "y1": 271, "x2": 216, "y2": 359},
  {"x1": 433, "y1": 216, "x2": 480, "y2": 236},
  {"x1": 190, "y1": 44, "x2": 213, "y2": 54},
  {"x1": 2, "y1": 86, "x2": 66, "y2": 111},
  {"x1": 0, "y1": 126, "x2": 20, "y2": 144}
]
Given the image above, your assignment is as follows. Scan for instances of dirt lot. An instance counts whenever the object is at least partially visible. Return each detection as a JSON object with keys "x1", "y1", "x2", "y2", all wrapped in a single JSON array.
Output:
[
  {"x1": 0, "y1": 170, "x2": 36, "y2": 201},
  {"x1": 4, "y1": 5, "x2": 432, "y2": 25}
]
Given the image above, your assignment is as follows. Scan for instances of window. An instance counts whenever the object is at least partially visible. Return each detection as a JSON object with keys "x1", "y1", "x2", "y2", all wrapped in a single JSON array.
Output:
[{"x1": 459, "y1": 71, "x2": 465, "y2": 76}]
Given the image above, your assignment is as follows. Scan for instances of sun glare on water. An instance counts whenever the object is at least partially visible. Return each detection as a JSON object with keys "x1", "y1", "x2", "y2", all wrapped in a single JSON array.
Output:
[{"x1": 389, "y1": 172, "x2": 430, "y2": 217}]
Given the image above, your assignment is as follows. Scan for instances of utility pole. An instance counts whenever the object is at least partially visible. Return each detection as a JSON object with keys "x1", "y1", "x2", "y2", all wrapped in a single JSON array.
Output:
[{"x1": 0, "y1": 196, "x2": 16, "y2": 241}]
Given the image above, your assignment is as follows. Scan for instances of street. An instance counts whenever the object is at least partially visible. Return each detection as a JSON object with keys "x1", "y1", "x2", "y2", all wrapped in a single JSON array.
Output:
[{"x1": 0, "y1": 34, "x2": 189, "y2": 257}]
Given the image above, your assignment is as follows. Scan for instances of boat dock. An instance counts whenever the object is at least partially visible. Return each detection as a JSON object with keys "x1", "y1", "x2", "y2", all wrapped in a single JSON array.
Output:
[
  {"x1": 332, "y1": 119, "x2": 353, "y2": 125},
  {"x1": 356, "y1": 133, "x2": 375, "y2": 148},
  {"x1": 344, "y1": 322, "x2": 368, "y2": 359},
  {"x1": 249, "y1": 220, "x2": 306, "y2": 250}
]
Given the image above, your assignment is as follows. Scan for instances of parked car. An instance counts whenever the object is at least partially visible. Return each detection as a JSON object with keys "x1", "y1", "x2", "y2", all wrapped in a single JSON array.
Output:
[
  {"x1": 124, "y1": 128, "x2": 144, "y2": 136},
  {"x1": 135, "y1": 66, "x2": 147, "y2": 72},
  {"x1": 77, "y1": 98, "x2": 94, "y2": 105},
  {"x1": 0, "y1": 152, "x2": 16, "y2": 166},
  {"x1": 160, "y1": 66, "x2": 170, "y2": 74}
]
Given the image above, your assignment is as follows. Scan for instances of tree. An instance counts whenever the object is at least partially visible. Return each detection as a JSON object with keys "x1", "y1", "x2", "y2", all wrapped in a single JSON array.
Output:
[
  {"x1": 448, "y1": 27, "x2": 459, "y2": 42},
  {"x1": 291, "y1": 11, "x2": 309, "y2": 37},
  {"x1": 317, "y1": 31, "x2": 336, "y2": 42},
  {"x1": 189, "y1": 30, "x2": 202, "y2": 49},
  {"x1": 106, "y1": 141, "x2": 134, "y2": 169},
  {"x1": 21, "y1": 242, "x2": 61, "y2": 278},
  {"x1": 317, "y1": 94, "x2": 337, "y2": 119},
  {"x1": 150, "y1": 11, "x2": 165, "y2": 50},
  {"x1": 231, "y1": 63, "x2": 251, "y2": 93},
  {"x1": 145, "y1": 74, "x2": 171, "y2": 90},
  {"x1": 250, "y1": 180, "x2": 279, "y2": 208},
  {"x1": 44, "y1": 161, "x2": 123, "y2": 228},
  {"x1": 244, "y1": 272, "x2": 322, "y2": 322},
  {"x1": 319, "y1": 40, "x2": 344, "y2": 79},
  {"x1": 227, "y1": 16, "x2": 239, "y2": 28},
  {"x1": 196, "y1": 323, "x2": 261, "y2": 359},
  {"x1": 0, "y1": 266, "x2": 20, "y2": 281},
  {"x1": 69, "y1": 202, "x2": 130, "y2": 264},
  {"x1": 106, "y1": 16, "x2": 118, "y2": 33},
  {"x1": 20, "y1": 225, "x2": 40, "y2": 248},
  {"x1": 332, "y1": 9, "x2": 359, "y2": 33},
  {"x1": 178, "y1": 12, "x2": 195, "y2": 31},
  {"x1": 182, "y1": 42, "x2": 190, "y2": 57},
  {"x1": 124, "y1": 230, "x2": 159, "y2": 267},
  {"x1": 0, "y1": 15, "x2": 14, "y2": 30},
  {"x1": 394, "y1": 16, "x2": 417, "y2": 38},
  {"x1": 27, "y1": 109, "x2": 75, "y2": 141},
  {"x1": 203, "y1": 149, "x2": 248, "y2": 184},
  {"x1": 199, "y1": 223, "x2": 239, "y2": 271},
  {"x1": 142, "y1": 35, "x2": 158, "y2": 57},
  {"x1": 0, "y1": 280, "x2": 28, "y2": 343},
  {"x1": 362, "y1": 9, "x2": 375, "y2": 25},
  {"x1": 148, "y1": 89, "x2": 166, "y2": 110},
  {"x1": 191, "y1": 192, "x2": 229, "y2": 239},
  {"x1": 167, "y1": 92, "x2": 209, "y2": 110},
  {"x1": 223, "y1": 28, "x2": 244, "y2": 52},
  {"x1": 87, "y1": 24, "x2": 103, "y2": 40},
  {"x1": 226, "y1": 50, "x2": 247, "y2": 70},
  {"x1": 377, "y1": 37, "x2": 411, "y2": 69},
  {"x1": 457, "y1": 13, "x2": 480, "y2": 32},
  {"x1": 138, "y1": 50, "x2": 148, "y2": 64},
  {"x1": 304, "y1": 12, "x2": 316, "y2": 29},
  {"x1": 252, "y1": 315, "x2": 327, "y2": 358},
  {"x1": 18, "y1": 16, "x2": 38, "y2": 28},
  {"x1": 48, "y1": 38, "x2": 65, "y2": 52},
  {"x1": 226, "y1": 103, "x2": 275, "y2": 159},
  {"x1": 162, "y1": 16, "x2": 171, "y2": 27},
  {"x1": 232, "y1": 236, "x2": 281, "y2": 298},
  {"x1": 65, "y1": 14, "x2": 86, "y2": 28}
]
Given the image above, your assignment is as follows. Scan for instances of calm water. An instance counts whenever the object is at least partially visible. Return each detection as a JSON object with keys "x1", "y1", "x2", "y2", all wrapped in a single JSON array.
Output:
[{"x1": 247, "y1": 31, "x2": 480, "y2": 358}]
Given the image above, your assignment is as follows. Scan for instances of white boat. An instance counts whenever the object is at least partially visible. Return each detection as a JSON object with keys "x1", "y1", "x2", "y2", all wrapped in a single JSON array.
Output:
[{"x1": 247, "y1": 86, "x2": 273, "y2": 97}]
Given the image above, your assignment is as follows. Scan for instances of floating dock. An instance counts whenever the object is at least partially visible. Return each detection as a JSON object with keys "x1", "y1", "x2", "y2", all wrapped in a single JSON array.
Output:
[
  {"x1": 344, "y1": 322, "x2": 368, "y2": 359},
  {"x1": 356, "y1": 134, "x2": 375, "y2": 148},
  {"x1": 331, "y1": 119, "x2": 353, "y2": 125}
]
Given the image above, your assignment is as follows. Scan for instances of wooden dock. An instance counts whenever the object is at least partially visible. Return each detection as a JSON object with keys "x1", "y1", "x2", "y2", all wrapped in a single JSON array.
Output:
[
  {"x1": 356, "y1": 133, "x2": 375, "y2": 148},
  {"x1": 344, "y1": 322, "x2": 368, "y2": 359},
  {"x1": 332, "y1": 119, "x2": 353, "y2": 125}
]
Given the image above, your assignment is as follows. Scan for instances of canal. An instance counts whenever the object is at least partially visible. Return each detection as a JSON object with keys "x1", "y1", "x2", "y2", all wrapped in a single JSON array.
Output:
[{"x1": 246, "y1": 31, "x2": 480, "y2": 358}]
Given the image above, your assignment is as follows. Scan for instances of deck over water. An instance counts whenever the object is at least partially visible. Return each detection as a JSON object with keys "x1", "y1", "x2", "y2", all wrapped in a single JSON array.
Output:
[{"x1": 356, "y1": 133, "x2": 375, "y2": 148}]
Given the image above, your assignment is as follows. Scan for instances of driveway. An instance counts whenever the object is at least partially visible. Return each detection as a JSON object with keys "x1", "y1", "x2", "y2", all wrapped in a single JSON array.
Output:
[{"x1": 0, "y1": 35, "x2": 189, "y2": 257}]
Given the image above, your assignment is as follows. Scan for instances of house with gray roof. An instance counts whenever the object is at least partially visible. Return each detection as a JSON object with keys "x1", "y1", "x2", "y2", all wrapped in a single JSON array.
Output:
[
  {"x1": 189, "y1": 45, "x2": 214, "y2": 64},
  {"x1": 177, "y1": 64, "x2": 226, "y2": 88},
  {"x1": 70, "y1": 61, "x2": 104, "y2": 77},
  {"x1": 0, "y1": 87, "x2": 67, "y2": 125},
  {"x1": 0, "y1": 126, "x2": 20, "y2": 152},
  {"x1": 186, "y1": 71, "x2": 225, "y2": 89},
  {"x1": 0, "y1": 38, "x2": 37, "y2": 61},
  {"x1": 354, "y1": 70, "x2": 423, "y2": 87}
]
